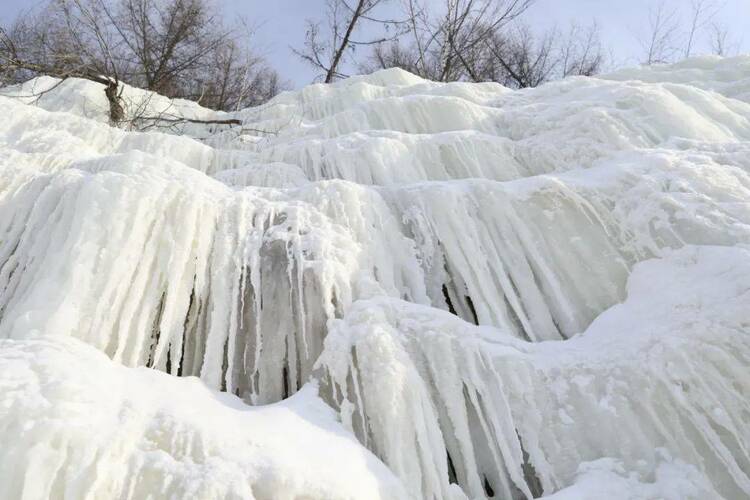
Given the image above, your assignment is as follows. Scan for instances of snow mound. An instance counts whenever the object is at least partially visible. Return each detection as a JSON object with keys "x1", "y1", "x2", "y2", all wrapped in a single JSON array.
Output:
[
  {"x1": 0, "y1": 335, "x2": 408, "y2": 500},
  {"x1": 542, "y1": 456, "x2": 718, "y2": 500},
  {"x1": 0, "y1": 56, "x2": 749, "y2": 499}
]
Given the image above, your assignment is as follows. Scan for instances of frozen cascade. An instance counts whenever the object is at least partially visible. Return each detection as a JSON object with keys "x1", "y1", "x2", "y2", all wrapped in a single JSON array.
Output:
[
  {"x1": 317, "y1": 245, "x2": 750, "y2": 499},
  {"x1": 0, "y1": 55, "x2": 749, "y2": 498}
]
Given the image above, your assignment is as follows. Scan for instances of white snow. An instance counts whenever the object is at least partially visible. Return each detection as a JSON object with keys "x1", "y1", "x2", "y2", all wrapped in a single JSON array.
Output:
[
  {"x1": 541, "y1": 455, "x2": 718, "y2": 500},
  {"x1": 0, "y1": 56, "x2": 749, "y2": 499},
  {"x1": 0, "y1": 336, "x2": 408, "y2": 500}
]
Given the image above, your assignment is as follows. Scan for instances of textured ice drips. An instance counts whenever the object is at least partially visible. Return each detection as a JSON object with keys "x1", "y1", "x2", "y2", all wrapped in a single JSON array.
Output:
[
  {"x1": 1, "y1": 63, "x2": 749, "y2": 371},
  {"x1": 317, "y1": 245, "x2": 750, "y2": 499},
  {"x1": 249, "y1": 130, "x2": 537, "y2": 186},
  {"x1": 0, "y1": 146, "x2": 435, "y2": 403},
  {"x1": 235, "y1": 64, "x2": 750, "y2": 181},
  {"x1": 0, "y1": 56, "x2": 749, "y2": 499},
  {"x1": 3, "y1": 136, "x2": 745, "y2": 367}
]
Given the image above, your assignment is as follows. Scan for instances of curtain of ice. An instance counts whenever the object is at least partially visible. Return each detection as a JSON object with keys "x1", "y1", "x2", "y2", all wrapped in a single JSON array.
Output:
[
  {"x1": 0, "y1": 59, "x2": 749, "y2": 499},
  {"x1": 317, "y1": 246, "x2": 750, "y2": 499}
]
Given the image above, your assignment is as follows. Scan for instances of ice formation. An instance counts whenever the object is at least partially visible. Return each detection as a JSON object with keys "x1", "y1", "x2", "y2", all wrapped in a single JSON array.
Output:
[{"x1": 0, "y1": 55, "x2": 749, "y2": 499}]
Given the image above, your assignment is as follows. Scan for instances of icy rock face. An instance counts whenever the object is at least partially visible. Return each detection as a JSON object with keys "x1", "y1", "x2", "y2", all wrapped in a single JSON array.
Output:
[{"x1": 0, "y1": 56, "x2": 749, "y2": 499}]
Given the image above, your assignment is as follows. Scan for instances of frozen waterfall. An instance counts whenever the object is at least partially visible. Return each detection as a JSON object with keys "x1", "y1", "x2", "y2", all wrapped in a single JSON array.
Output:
[{"x1": 0, "y1": 56, "x2": 749, "y2": 499}]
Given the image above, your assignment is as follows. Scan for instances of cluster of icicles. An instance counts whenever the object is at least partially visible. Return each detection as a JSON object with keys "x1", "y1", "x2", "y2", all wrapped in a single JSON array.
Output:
[{"x1": 1, "y1": 56, "x2": 750, "y2": 499}]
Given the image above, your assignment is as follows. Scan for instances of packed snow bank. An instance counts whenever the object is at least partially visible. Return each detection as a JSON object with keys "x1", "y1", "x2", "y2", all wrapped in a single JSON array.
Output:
[
  {"x1": 0, "y1": 56, "x2": 749, "y2": 499},
  {"x1": 0, "y1": 335, "x2": 408, "y2": 500}
]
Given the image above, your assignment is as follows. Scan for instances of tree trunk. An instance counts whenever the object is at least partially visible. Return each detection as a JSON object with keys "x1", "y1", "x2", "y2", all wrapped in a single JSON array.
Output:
[
  {"x1": 104, "y1": 80, "x2": 124, "y2": 124},
  {"x1": 325, "y1": 0, "x2": 366, "y2": 83}
]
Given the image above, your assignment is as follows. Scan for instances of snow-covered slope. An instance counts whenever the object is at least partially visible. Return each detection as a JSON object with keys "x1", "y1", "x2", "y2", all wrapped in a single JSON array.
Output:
[{"x1": 0, "y1": 55, "x2": 748, "y2": 499}]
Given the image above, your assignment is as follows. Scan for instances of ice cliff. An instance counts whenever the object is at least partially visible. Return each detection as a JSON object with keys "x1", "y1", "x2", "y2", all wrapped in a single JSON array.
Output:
[{"x1": 0, "y1": 55, "x2": 749, "y2": 499}]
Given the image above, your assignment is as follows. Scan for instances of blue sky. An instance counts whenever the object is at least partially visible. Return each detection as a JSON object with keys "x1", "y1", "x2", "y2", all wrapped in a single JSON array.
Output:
[{"x1": 2, "y1": 0, "x2": 748, "y2": 87}]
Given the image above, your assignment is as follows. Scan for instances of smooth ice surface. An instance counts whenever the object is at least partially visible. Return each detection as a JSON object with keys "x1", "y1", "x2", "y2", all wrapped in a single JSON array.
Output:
[{"x1": 0, "y1": 55, "x2": 749, "y2": 499}]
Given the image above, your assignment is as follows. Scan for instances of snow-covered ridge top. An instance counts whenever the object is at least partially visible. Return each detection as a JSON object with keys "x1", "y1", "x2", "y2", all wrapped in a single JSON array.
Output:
[
  {"x1": 0, "y1": 74, "x2": 224, "y2": 122},
  {"x1": 602, "y1": 55, "x2": 750, "y2": 102},
  {"x1": 6, "y1": 55, "x2": 748, "y2": 134},
  {"x1": 3, "y1": 56, "x2": 749, "y2": 184},
  {"x1": 0, "y1": 57, "x2": 749, "y2": 499}
]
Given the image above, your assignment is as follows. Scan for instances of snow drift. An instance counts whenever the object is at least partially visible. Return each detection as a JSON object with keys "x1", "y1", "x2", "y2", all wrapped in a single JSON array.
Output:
[{"x1": 0, "y1": 55, "x2": 749, "y2": 499}]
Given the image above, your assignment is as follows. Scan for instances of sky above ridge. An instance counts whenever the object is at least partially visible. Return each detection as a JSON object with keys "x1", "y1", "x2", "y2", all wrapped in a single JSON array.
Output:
[{"x1": 2, "y1": 0, "x2": 748, "y2": 88}]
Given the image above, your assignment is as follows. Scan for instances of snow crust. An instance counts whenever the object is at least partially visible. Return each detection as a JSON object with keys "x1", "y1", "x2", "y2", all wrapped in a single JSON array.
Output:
[{"x1": 0, "y1": 56, "x2": 749, "y2": 499}]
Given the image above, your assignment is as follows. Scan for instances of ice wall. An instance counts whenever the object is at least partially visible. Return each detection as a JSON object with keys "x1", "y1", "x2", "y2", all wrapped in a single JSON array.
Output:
[
  {"x1": 0, "y1": 55, "x2": 749, "y2": 499},
  {"x1": 317, "y1": 245, "x2": 750, "y2": 499}
]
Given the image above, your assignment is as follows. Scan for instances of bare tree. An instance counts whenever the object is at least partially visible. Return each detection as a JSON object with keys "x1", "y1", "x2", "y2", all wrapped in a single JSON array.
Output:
[
  {"x1": 361, "y1": 38, "x2": 430, "y2": 77},
  {"x1": 559, "y1": 22, "x2": 604, "y2": 77},
  {"x1": 475, "y1": 21, "x2": 602, "y2": 88},
  {"x1": 301, "y1": 0, "x2": 535, "y2": 84},
  {"x1": 434, "y1": 0, "x2": 535, "y2": 81},
  {"x1": 1, "y1": 0, "x2": 283, "y2": 121},
  {"x1": 320, "y1": 0, "x2": 603, "y2": 88},
  {"x1": 1, "y1": 0, "x2": 128, "y2": 122},
  {"x1": 479, "y1": 25, "x2": 555, "y2": 87},
  {"x1": 708, "y1": 21, "x2": 737, "y2": 56},
  {"x1": 403, "y1": 0, "x2": 430, "y2": 76},
  {"x1": 364, "y1": 14, "x2": 602, "y2": 90},
  {"x1": 400, "y1": 0, "x2": 535, "y2": 82},
  {"x1": 684, "y1": 0, "x2": 721, "y2": 58},
  {"x1": 294, "y1": 0, "x2": 406, "y2": 83},
  {"x1": 178, "y1": 35, "x2": 285, "y2": 111},
  {"x1": 362, "y1": 0, "x2": 536, "y2": 83},
  {"x1": 635, "y1": 0, "x2": 738, "y2": 63},
  {"x1": 98, "y1": 0, "x2": 284, "y2": 106},
  {"x1": 641, "y1": 1, "x2": 681, "y2": 65}
]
